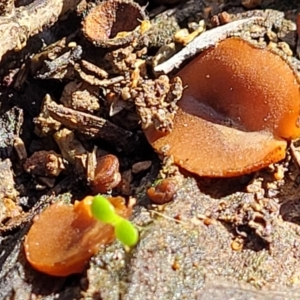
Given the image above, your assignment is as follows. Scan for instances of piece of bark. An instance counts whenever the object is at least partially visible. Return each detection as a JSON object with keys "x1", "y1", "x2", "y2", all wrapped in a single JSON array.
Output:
[
  {"x1": 47, "y1": 101, "x2": 139, "y2": 153},
  {"x1": 0, "y1": 159, "x2": 20, "y2": 224}
]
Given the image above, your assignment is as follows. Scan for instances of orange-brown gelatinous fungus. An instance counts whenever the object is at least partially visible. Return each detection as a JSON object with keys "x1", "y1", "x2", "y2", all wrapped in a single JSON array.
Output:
[
  {"x1": 92, "y1": 154, "x2": 121, "y2": 194},
  {"x1": 146, "y1": 109, "x2": 286, "y2": 177},
  {"x1": 24, "y1": 196, "x2": 131, "y2": 276},
  {"x1": 145, "y1": 38, "x2": 300, "y2": 177},
  {"x1": 177, "y1": 38, "x2": 300, "y2": 139},
  {"x1": 147, "y1": 178, "x2": 178, "y2": 204}
]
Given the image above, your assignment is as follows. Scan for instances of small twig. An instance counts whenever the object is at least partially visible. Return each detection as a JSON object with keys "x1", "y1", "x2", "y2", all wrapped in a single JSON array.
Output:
[
  {"x1": 74, "y1": 63, "x2": 124, "y2": 87},
  {"x1": 149, "y1": 210, "x2": 188, "y2": 225},
  {"x1": 154, "y1": 17, "x2": 263, "y2": 74},
  {"x1": 80, "y1": 60, "x2": 109, "y2": 79}
]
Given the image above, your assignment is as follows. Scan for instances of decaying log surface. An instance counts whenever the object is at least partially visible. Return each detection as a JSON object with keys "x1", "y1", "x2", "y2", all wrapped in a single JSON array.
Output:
[{"x1": 0, "y1": 0, "x2": 81, "y2": 60}]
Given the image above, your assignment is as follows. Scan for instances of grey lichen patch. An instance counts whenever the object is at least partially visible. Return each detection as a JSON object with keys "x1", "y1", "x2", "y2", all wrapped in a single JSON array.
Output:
[
  {"x1": 0, "y1": 107, "x2": 23, "y2": 159},
  {"x1": 139, "y1": 13, "x2": 181, "y2": 48}
]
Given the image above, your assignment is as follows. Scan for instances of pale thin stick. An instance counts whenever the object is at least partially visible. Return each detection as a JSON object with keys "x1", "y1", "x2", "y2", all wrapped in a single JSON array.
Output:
[{"x1": 154, "y1": 17, "x2": 263, "y2": 75}]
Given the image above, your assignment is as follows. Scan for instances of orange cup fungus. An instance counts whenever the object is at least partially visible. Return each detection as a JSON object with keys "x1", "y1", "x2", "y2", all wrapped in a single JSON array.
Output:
[
  {"x1": 145, "y1": 38, "x2": 300, "y2": 177},
  {"x1": 24, "y1": 196, "x2": 131, "y2": 276}
]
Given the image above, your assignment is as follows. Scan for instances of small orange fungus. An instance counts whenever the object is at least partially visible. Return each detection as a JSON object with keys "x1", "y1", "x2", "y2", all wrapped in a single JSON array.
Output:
[
  {"x1": 24, "y1": 196, "x2": 131, "y2": 276},
  {"x1": 82, "y1": 0, "x2": 147, "y2": 47},
  {"x1": 145, "y1": 38, "x2": 300, "y2": 177}
]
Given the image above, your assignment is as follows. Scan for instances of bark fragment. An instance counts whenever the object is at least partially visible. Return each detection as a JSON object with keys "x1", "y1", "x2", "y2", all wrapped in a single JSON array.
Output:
[
  {"x1": 0, "y1": 0, "x2": 81, "y2": 60},
  {"x1": 47, "y1": 100, "x2": 139, "y2": 153}
]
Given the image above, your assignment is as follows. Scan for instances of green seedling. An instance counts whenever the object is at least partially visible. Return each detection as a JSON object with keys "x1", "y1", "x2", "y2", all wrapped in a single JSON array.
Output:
[
  {"x1": 114, "y1": 218, "x2": 139, "y2": 248},
  {"x1": 91, "y1": 195, "x2": 139, "y2": 247},
  {"x1": 91, "y1": 195, "x2": 121, "y2": 224}
]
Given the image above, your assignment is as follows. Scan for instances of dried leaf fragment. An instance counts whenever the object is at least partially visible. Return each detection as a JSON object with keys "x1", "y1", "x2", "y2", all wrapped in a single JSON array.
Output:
[
  {"x1": 0, "y1": 159, "x2": 20, "y2": 223},
  {"x1": 53, "y1": 128, "x2": 87, "y2": 177},
  {"x1": 0, "y1": 0, "x2": 81, "y2": 60}
]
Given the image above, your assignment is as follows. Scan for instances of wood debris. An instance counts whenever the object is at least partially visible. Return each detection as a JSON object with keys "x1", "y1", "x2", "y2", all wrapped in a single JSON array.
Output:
[{"x1": 0, "y1": 0, "x2": 81, "y2": 60}]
